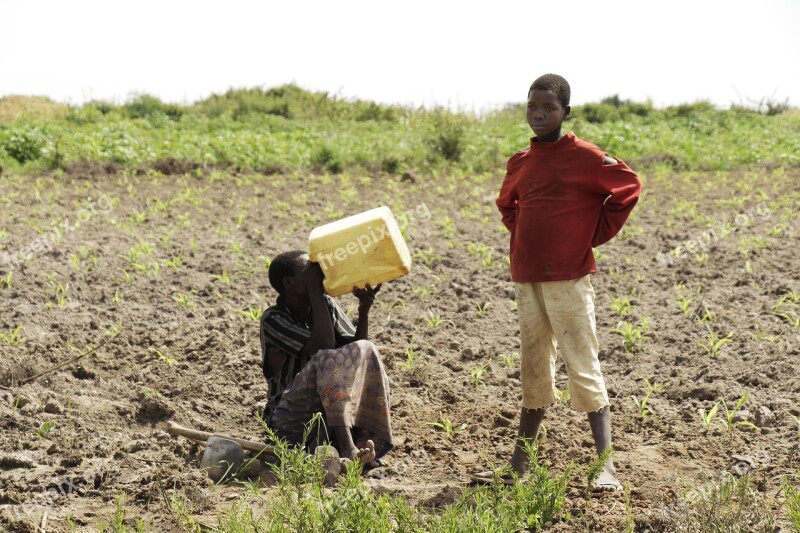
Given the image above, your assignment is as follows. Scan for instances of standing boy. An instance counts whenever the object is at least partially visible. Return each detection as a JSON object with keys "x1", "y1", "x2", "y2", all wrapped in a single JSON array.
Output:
[{"x1": 474, "y1": 74, "x2": 642, "y2": 490}]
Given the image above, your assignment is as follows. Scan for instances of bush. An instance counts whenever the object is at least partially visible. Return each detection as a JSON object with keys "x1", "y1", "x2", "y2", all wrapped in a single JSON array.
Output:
[
  {"x1": 311, "y1": 145, "x2": 342, "y2": 173},
  {"x1": 123, "y1": 94, "x2": 183, "y2": 120},
  {"x1": 661, "y1": 473, "x2": 776, "y2": 532},
  {"x1": 426, "y1": 109, "x2": 468, "y2": 162},
  {"x1": 1, "y1": 127, "x2": 48, "y2": 163},
  {"x1": 784, "y1": 472, "x2": 800, "y2": 531}
]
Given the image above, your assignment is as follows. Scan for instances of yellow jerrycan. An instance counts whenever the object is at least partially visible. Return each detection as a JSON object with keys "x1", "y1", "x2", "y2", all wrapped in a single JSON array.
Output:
[{"x1": 308, "y1": 206, "x2": 412, "y2": 296}]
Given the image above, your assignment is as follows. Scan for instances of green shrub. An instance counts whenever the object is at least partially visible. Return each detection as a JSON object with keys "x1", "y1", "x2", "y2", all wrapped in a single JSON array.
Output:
[
  {"x1": 124, "y1": 94, "x2": 183, "y2": 120},
  {"x1": 311, "y1": 145, "x2": 342, "y2": 173},
  {"x1": 661, "y1": 473, "x2": 776, "y2": 532},
  {"x1": 426, "y1": 109, "x2": 467, "y2": 162},
  {"x1": 1, "y1": 126, "x2": 48, "y2": 163},
  {"x1": 784, "y1": 472, "x2": 800, "y2": 532}
]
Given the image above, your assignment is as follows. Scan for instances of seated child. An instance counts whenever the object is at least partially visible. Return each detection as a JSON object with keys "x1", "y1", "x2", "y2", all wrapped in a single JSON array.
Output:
[{"x1": 259, "y1": 250, "x2": 393, "y2": 464}]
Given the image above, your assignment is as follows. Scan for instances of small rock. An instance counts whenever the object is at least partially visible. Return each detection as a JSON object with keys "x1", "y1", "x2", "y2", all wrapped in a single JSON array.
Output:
[
  {"x1": 754, "y1": 406, "x2": 775, "y2": 428},
  {"x1": 138, "y1": 396, "x2": 175, "y2": 420},
  {"x1": 0, "y1": 453, "x2": 36, "y2": 469},
  {"x1": 732, "y1": 409, "x2": 751, "y2": 424},
  {"x1": 13, "y1": 395, "x2": 33, "y2": 409},
  {"x1": 44, "y1": 401, "x2": 64, "y2": 415},
  {"x1": 494, "y1": 415, "x2": 513, "y2": 428}
]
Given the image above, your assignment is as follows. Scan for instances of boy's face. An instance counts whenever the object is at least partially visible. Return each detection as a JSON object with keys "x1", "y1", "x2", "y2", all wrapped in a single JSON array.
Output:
[{"x1": 527, "y1": 89, "x2": 570, "y2": 142}]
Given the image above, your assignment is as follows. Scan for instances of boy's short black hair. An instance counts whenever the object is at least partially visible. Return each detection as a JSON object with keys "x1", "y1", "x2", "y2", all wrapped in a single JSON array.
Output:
[
  {"x1": 529, "y1": 74, "x2": 571, "y2": 108},
  {"x1": 268, "y1": 250, "x2": 306, "y2": 294}
]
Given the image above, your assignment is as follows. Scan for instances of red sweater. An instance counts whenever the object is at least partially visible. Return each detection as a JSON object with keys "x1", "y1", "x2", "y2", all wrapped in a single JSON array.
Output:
[{"x1": 496, "y1": 132, "x2": 642, "y2": 283}]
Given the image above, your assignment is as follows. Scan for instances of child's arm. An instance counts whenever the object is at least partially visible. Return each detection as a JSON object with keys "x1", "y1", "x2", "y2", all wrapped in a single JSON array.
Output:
[
  {"x1": 353, "y1": 284, "x2": 381, "y2": 341},
  {"x1": 496, "y1": 156, "x2": 522, "y2": 231},
  {"x1": 592, "y1": 157, "x2": 642, "y2": 247},
  {"x1": 299, "y1": 263, "x2": 336, "y2": 356}
]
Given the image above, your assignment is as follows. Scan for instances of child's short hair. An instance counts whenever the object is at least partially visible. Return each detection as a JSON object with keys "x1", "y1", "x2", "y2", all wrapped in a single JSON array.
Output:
[
  {"x1": 268, "y1": 250, "x2": 306, "y2": 294},
  {"x1": 529, "y1": 74, "x2": 571, "y2": 108}
]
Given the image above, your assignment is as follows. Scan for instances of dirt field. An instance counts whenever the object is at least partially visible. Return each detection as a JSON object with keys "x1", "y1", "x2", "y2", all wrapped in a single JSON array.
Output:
[{"x1": 1, "y1": 163, "x2": 798, "y2": 531}]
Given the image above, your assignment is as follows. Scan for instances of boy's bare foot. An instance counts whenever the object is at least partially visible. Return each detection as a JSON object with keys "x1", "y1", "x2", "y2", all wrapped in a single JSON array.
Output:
[{"x1": 592, "y1": 466, "x2": 622, "y2": 492}]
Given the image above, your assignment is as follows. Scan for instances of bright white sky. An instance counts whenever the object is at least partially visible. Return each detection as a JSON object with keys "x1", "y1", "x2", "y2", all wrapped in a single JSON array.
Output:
[{"x1": 3, "y1": 0, "x2": 799, "y2": 111}]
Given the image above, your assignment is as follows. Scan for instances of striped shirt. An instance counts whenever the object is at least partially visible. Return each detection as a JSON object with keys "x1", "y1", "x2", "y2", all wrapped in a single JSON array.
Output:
[{"x1": 260, "y1": 295, "x2": 356, "y2": 421}]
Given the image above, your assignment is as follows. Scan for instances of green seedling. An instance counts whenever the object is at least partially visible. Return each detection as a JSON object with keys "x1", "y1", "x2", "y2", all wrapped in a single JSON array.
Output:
[
  {"x1": 52, "y1": 282, "x2": 69, "y2": 308},
  {"x1": 629, "y1": 394, "x2": 652, "y2": 419},
  {"x1": 630, "y1": 378, "x2": 666, "y2": 420},
  {"x1": 693, "y1": 252, "x2": 709, "y2": 266},
  {"x1": 213, "y1": 271, "x2": 233, "y2": 285},
  {"x1": 117, "y1": 269, "x2": 134, "y2": 286},
  {"x1": 719, "y1": 392, "x2": 758, "y2": 433},
  {"x1": 437, "y1": 216, "x2": 456, "y2": 238},
  {"x1": 70, "y1": 247, "x2": 98, "y2": 272},
  {"x1": 423, "y1": 310, "x2": 452, "y2": 328},
  {"x1": 378, "y1": 299, "x2": 406, "y2": 311},
  {"x1": 130, "y1": 210, "x2": 147, "y2": 225},
  {"x1": 134, "y1": 260, "x2": 161, "y2": 277},
  {"x1": 772, "y1": 293, "x2": 800, "y2": 331},
  {"x1": 608, "y1": 266, "x2": 626, "y2": 283},
  {"x1": 475, "y1": 302, "x2": 493, "y2": 317},
  {"x1": 233, "y1": 307, "x2": 262, "y2": 321},
  {"x1": 469, "y1": 364, "x2": 489, "y2": 388},
  {"x1": 609, "y1": 295, "x2": 632, "y2": 317},
  {"x1": 412, "y1": 286, "x2": 436, "y2": 299},
  {"x1": 428, "y1": 414, "x2": 467, "y2": 439},
  {"x1": 112, "y1": 288, "x2": 123, "y2": 304},
  {"x1": 676, "y1": 295, "x2": 693, "y2": 315},
  {"x1": 398, "y1": 346, "x2": 421, "y2": 371},
  {"x1": 466, "y1": 242, "x2": 494, "y2": 268},
  {"x1": 163, "y1": 255, "x2": 184, "y2": 271},
  {"x1": 150, "y1": 347, "x2": 176, "y2": 367},
  {"x1": 500, "y1": 352, "x2": 519, "y2": 368},
  {"x1": 412, "y1": 247, "x2": 440, "y2": 266},
  {"x1": 36, "y1": 420, "x2": 56, "y2": 439},
  {"x1": 173, "y1": 293, "x2": 195, "y2": 308},
  {"x1": 696, "y1": 304, "x2": 721, "y2": 324},
  {"x1": 555, "y1": 387, "x2": 570, "y2": 405},
  {"x1": 699, "y1": 402, "x2": 719, "y2": 433},
  {"x1": 0, "y1": 326, "x2": 26, "y2": 346},
  {"x1": 611, "y1": 317, "x2": 650, "y2": 353},
  {"x1": 699, "y1": 328, "x2": 734, "y2": 359},
  {"x1": 102, "y1": 323, "x2": 122, "y2": 337},
  {"x1": 785, "y1": 407, "x2": 800, "y2": 434},
  {"x1": 0, "y1": 271, "x2": 12, "y2": 289},
  {"x1": 748, "y1": 324, "x2": 781, "y2": 345}
]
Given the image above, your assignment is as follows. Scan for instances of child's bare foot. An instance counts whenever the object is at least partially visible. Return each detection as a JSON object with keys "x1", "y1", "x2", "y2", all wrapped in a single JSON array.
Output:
[
  {"x1": 355, "y1": 440, "x2": 376, "y2": 464},
  {"x1": 341, "y1": 439, "x2": 376, "y2": 466},
  {"x1": 592, "y1": 466, "x2": 622, "y2": 492}
]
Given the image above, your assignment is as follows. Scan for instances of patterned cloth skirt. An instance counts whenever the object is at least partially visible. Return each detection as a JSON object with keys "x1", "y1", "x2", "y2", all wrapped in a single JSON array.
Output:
[{"x1": 268, "y1": 339, "x2": 394, "y2": 458}]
